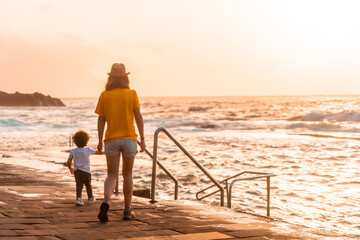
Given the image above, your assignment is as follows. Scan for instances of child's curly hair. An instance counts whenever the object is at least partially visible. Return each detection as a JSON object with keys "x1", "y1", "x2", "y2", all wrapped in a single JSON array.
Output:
[{"x1": 72, "y1": 130, "x2": 89, "y2": 148}]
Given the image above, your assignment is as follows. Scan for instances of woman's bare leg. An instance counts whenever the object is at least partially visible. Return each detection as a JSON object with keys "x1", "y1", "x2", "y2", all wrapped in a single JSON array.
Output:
[
  {"x1": 122, "y1": 156, "x2": 135, "y2": 207},
  {"x1": 104, "y1": 154, "x2": 120, "y2": 202}
]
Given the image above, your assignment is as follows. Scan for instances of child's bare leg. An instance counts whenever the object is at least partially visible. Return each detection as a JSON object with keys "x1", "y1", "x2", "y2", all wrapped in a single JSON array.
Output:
[{"x1": 104, "y1": 154, "x2": 120, "y2": 202}]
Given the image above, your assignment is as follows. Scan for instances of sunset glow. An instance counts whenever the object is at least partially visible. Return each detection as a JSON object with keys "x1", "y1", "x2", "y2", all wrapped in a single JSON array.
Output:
[
  {"x1": 0, "y1": 0, "x2": 359, "y2": 97},
  {"x1": 1, "y1": 1, "x2": 360, "y2": 237}
]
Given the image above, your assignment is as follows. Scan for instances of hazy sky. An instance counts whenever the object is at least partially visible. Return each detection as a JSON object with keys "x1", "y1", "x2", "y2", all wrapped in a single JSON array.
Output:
[{"x1": 1, "y1": 0, "x2": 359, "y2": 97}]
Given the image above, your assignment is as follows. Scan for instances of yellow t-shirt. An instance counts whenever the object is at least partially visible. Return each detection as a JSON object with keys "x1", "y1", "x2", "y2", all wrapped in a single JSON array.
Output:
[{"x1": 95, "y1": 88, "x2": 140, "y2": 143}]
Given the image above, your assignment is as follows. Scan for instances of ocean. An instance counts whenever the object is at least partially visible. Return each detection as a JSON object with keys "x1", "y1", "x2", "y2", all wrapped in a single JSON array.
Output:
[{"x1": 0, "y1": 95, "x2": 359, "y2": 239}]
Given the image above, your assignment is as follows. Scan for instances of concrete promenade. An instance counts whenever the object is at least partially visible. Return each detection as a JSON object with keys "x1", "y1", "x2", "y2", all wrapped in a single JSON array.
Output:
[{"x1": 0, "y1": 163, "x2": 306, "y2": 240}]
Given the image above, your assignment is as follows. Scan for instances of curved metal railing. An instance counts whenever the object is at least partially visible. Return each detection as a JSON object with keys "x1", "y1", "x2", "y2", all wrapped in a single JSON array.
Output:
[
  {"x1": 112, "y1": 127, "x2": 275, "y2": 216},
  {"x1": 150, "y1": 127, "x2": 225, "y2": 206},
  {"x1": 196, "y1": 171, "x2": 275, "y2": 217}
]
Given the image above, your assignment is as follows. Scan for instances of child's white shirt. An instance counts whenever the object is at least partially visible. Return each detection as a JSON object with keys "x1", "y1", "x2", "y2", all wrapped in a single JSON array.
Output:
[{"x1": 69, "y1": 147, "x2": 96, "y2": 173}]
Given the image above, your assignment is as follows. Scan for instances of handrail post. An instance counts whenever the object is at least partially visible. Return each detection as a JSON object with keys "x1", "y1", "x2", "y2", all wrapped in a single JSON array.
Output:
[
  {"x1": 267, "y1": 176, "x2": 270, "y2": 217},
  {"x1": 174, "y1": 181, "x2": 179, "y2": 200},
  {"x1": 150, "y1": 131, "x2": 159, "y2": 204},
  {"x1": 228, "y1": 181, "x2": 234, "y2": 209},
  {"x1": 225, "y1": 180, "x2": 229, "y2": 207}
]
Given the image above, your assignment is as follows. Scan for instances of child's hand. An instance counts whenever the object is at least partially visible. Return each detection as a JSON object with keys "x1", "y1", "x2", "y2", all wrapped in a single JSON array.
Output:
[{"x1": 94, "y1": 150, "x2": 104, "y2": 155}]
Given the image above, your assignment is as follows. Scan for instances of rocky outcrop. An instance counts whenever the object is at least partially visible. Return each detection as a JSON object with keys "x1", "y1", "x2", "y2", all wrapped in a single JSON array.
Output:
[{"x1": 0, "y1": 91, "x2": 65, "y2": 106}]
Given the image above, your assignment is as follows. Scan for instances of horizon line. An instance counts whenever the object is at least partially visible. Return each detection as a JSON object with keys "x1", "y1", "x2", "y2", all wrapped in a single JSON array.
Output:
[{"x1": 60, "y1": 93, "x2": 360, "y2": 99}]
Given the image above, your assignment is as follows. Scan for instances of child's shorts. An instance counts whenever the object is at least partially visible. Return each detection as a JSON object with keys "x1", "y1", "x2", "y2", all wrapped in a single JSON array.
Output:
[{"x1": 104, "y1": 139, "x2": 138, "y2": 159}]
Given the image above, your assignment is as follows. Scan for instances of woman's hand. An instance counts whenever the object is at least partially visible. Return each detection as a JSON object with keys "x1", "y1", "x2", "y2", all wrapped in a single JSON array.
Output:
[
  {"x1": 95, "y1": 150, "x2": 104, "y2": 155},
  {"x1": 97, "y1": 116, "x2": 105, "y2": 153},
  {"x1": 140, "y1": 139, "x2": 146, "y2": 152},
  {"x1": 97, "y1": 141, "x2": 103, "y2": 153}
]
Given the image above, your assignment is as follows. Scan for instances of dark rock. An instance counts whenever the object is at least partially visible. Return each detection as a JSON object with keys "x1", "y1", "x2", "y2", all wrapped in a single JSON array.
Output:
[
  {"x1": 188, "y1": 106, "x2": 211, "y2": 111},
  {"x1": 198, "y1": 124, "x2": 217, "y2": 129},
  {"x1": 0, "y1": 91, "x2": 65, "y2": 106},
  {"x1": 133, "y1": 188, "x2": 151, "y2": 198}
]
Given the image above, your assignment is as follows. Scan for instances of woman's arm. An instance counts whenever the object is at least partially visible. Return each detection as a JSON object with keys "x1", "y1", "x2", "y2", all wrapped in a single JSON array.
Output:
[
  {"x1": 97, "y1": 116, "x2": 106, "y2": 152},
  {"x1": 134, "y1": 108, "x2": 146, "y2": 152}
]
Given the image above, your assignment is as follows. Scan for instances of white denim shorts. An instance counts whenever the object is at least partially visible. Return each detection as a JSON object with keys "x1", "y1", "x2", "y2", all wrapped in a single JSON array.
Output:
[{"x1": 104, "y1": 139, "x2": 138, "y2": 158}]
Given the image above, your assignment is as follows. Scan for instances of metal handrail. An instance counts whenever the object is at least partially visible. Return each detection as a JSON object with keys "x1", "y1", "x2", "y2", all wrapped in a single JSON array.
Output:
[
  {"x1": 196, "y1": 171, "x2": 275, "y2": 217},
  {"x1": 114, "y1": 140, "x2": 179, "y2": 200},
  {"x1": 196, "y1": 171, "x2": 272, "y2": 200},
  {"x1": 151, "y1": 127, "x2": 225, "y2": 206},
  {"x1": 228, "y1": 173, "x2": 275, "y2": 217}
]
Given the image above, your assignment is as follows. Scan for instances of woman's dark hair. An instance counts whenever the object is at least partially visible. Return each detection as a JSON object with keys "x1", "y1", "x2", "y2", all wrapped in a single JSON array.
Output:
[
  {"x1": 72, "y1": 130, "x2": 89, "y2": 148},
  {"x1": 105, "y1": 76, "x2": 130, "y2": 90}
]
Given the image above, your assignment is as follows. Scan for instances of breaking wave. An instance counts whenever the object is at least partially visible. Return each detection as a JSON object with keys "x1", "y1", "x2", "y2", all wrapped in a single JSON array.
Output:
[
  {"x1": 70, "y1": 102, "x2": 97, "y2": 109},
  {"x1": 300, "y1": 111, "x2": 360, "y2": 122},
  {"x1": 287, "y1": 122, "x2": 360, "y2": 133},
  {"x1": 0, "y1": 118, "x2": 31, "y2": 127},
  {"x1": 0, "y1": 117, "x2": 74, "y2": 130}
]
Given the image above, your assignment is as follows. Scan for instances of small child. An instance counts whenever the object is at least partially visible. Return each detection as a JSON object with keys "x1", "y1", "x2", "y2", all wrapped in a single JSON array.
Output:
[{"x1": 67, "y1": 130, "x2": 99, "y2": 206}]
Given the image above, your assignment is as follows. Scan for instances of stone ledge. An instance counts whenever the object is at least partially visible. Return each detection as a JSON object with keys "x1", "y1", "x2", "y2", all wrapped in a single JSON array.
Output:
[{"x1": 0, "y1": 163, "x2": 308, "y2": 239}]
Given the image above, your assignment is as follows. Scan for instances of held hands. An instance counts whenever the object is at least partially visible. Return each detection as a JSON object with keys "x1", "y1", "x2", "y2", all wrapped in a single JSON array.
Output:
[{"x1": 97, "y1": 141, "x2": 103, "y2": 153}]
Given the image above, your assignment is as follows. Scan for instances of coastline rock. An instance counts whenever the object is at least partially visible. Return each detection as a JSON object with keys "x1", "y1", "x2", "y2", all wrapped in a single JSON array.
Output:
[
  {"x1": 198, "y1": 124, "x2": 217, "y2": 129},
  {"x1": 188, "y1": 106, "x2": 210, "y2": 111},
  {"x1": 0, "y1": 91, "x2": 65, "y2": 107}
]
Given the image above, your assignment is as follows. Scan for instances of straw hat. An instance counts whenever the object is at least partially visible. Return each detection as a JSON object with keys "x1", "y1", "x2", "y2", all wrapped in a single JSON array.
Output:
[{"x1": 107, "y1": 63, "x2": 130, "y2": 77}]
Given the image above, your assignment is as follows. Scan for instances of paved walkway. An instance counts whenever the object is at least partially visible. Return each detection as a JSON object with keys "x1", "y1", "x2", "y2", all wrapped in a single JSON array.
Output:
[{"x1": 0, "y1": 163, "x2": 307, "y2": 240}]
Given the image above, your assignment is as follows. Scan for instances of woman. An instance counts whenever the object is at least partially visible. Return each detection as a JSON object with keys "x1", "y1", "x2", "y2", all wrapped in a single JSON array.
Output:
[{"x1": 95, "y1": 63, "x2": 146, "y2": 223}]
